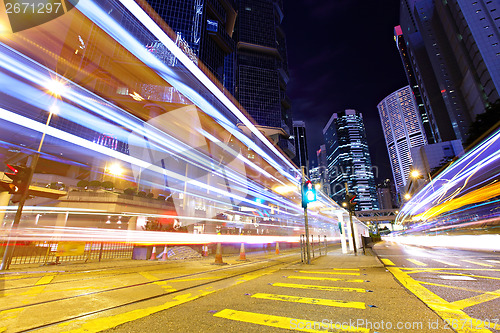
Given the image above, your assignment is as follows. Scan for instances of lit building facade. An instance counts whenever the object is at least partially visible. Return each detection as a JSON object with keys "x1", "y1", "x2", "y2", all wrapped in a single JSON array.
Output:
[
  {"x1": 398, "y1": 0, "x2": 500, "y2": 145},
  {"x1": 323, "y1": 110, "x2": 378, "y2": 210},
  {"x1": 410, "y1": 140, "x2": 464, "y2": 180},
  {"x1": 292, "y1": 120, "x2": 309, "y2": 173},
  {"x1": 144, "y1": 0, "x2": 237, "y2": 95},
  {"x1": 233, "y1": 0, "x2": 294, "y2": 158},
  {"x1": 377, "y1": 86, "x2": 428, "y2": 193}
]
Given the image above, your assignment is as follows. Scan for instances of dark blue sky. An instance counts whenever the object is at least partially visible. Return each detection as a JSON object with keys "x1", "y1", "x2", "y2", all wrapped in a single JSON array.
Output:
[{"x1": 283, "y1": 0, "x2": 407, "y2": 182}]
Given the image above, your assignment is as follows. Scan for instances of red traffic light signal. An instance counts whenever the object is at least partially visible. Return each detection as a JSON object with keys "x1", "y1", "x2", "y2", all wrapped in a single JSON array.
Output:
[{"x1": 4, "y1": 164, "x2": 31, "y2": 194}]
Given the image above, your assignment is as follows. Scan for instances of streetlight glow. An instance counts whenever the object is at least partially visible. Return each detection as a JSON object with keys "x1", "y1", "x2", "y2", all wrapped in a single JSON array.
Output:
[
  {"x1": 410, "y1": 170, "x2": 420, "y2": 178},
  {"x1": 404, "y1": 193, "x2": 411, "y2": 200},
  {"x1": 45, "y1": 78, "x2": 68, "y2": 98},
  {"x1": 107, "y1": 163, "x2": 124, "y2": 176}
]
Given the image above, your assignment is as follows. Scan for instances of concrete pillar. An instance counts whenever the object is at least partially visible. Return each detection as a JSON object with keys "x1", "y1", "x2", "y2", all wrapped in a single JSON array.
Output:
[{"x1": 346, "y1": 212, "x2": 354, "y2": 252}]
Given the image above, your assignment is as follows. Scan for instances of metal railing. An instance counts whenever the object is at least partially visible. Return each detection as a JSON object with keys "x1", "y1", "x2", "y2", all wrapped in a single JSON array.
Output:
[
  {"x1": 1, "y1": 241, "x2": 133, "y2": 266},
  {"x1": 300, "y1": 234, "x2": 328, "y2": 263}
]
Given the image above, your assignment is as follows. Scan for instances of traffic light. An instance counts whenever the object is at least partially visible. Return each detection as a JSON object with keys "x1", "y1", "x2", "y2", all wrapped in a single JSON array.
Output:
[
  {"x1": 3, "y1": 164, "x2": 31, "y2": 194},
  {"x1": 344, "y1": 193, "x2": 357, "y2": 212},
  {"x1": 301, "y1": 180, "x2": 317, "y2": 208}
]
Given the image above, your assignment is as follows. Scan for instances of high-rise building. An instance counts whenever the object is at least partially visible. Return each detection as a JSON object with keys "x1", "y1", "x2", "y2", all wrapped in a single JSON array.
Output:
[
  {"x1": 144, "y1": 0, "x2": 237, "y2": 95},
  {"x1": 232, "y1": 0, "x2": 294, "y2": 158},
  {"x1": 377, "y1": 86, "x2": 428, "y2": 193},
  {"x1": 398, "y1": 0, "x2": 500, "y2": 145},
  {"x1": 312, "y1": 144, "x2": 329, "y2": 196},
  {"x1": 377, "y1": 187, "x2": 393, "y2": 210},
  {"x1": 410, "y1": 140, "x2": 464, "y2": 181},
  {"x1": 292, "y1": 120, "x2": 308, "y2": 172},
  {"x1": 323, "y1": 109, "x2": 379, "y2": 210},
  {"x1": 394, "y1": 25, "x2": 436, "y2": 144}
]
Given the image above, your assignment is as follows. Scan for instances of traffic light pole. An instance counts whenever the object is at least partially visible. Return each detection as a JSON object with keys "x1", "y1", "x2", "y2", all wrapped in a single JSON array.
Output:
[
  {"x1": 0, "y1": 154, "x2": 39, "y2": 270},
  {"x1": 301, "y1": 166, "x2": 311, "y2": 264},
  {"x1": 345, "y1": 183, "x2": 357, "y2": 256}
]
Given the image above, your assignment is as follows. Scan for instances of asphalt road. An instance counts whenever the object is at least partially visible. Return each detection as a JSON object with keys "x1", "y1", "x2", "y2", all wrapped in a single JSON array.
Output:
[{"x1": 375, "y1": 241, "x2": 500, "y2": 332}]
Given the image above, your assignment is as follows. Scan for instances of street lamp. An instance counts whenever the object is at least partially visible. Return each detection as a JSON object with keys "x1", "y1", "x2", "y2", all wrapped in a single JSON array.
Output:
[
  {"x1": 410, "y1": 170, "x2": 420, "y2": 179},
  {"x1": 1, "y1": 79, "x2": 65, "y2": 270},
  {"x1": 404, "y1": 193, "x2": 411, "y2": 200}
]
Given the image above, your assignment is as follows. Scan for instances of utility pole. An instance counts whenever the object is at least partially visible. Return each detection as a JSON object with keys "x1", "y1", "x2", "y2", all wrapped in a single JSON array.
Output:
[
  {"x1": 301, "y1": 166, "x2": 311, "y2": 264},
  {"x1": 345, "y1": 183, "x2": 357, "y2": 256}
]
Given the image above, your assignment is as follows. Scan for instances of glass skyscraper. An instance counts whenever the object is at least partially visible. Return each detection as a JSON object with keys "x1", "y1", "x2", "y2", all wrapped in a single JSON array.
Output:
[
  {"x1": 292, "y1": 120, "x2": 309, "y2": 173},
  {"x1": 144, "y1": 0, "x2": 237, "y2": 95},
  {"x1": 398, "y1": 0, "x2": 500, "y2": 145},
  {"x1": 377, "y1": 86, "x2": 428, "y2": 193},
  {"x1": 323, "y1": 110, "x2": 379, "y2": 210},
  {"x1": 233, "y1": 0, "x2": 294, "y2": 158}
]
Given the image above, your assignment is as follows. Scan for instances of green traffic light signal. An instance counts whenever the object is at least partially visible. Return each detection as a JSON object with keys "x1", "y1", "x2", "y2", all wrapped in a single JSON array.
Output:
[{"x1": 301, "y1": 180, "x2": 317, "y2": 208}]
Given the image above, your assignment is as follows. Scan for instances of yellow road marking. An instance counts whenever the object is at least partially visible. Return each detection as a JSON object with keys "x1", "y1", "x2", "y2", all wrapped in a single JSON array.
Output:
[
  {"x1": 450, "y1": 289, "x2": 500, "y2": 310},
  {"x1": 432, "y1": 259, "x2": 459, "y2": 266},
  {"x1": 406, "y1": 259, "x2": 427, "y2": 266},
  {"x1": 380, "y1": 258, "x2": 395, "y2": 266},
  {"x1": 138, "y1": 272, "x2": 158, "y2": 281},
  {"x1": 60, "y1": 290, "x2": 216, "y2": 333},
  {"x1": 298, "y1": 270, "x2": 360, "y2": 276},
  {"x1": 419, "y1": 281, "x2": 500, "y2": 296},
  {"x1": 170, "y1": 277, "x2": 213, "y2": 282},
  {"x1": 330, "y1": 268, "x2": 359, "y2": 271},
  {"x1": 213, "y1": 309, "x2": 369, "y2": 332},
  {"x1": 387, "y1": 267, "x2": 492, "y2": 333},
  {"x1": 461, "y1": 259, "x2": 494, "y2": 267},
  {"x1": 287, "y1": 276, "x2": 365, "y2": 283},
  {"x1": 35, "y1": 275, "x2": 55, "y2": 285},
  {"x1": 272, "y1": 282, "x2": 366, "y2": 293},
  {"x1": 251, "y1": 293, "x2": 366, "y2": 309}
]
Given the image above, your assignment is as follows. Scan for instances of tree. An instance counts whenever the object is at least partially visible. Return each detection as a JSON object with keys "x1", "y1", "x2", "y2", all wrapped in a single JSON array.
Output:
[
  {"x1": 123, "y1": 187, "x2": 137, "y2": 196},
  {"x1": 101, "y1": 181, "x2": 114, "y2": 190},
  {"x1": 77, "y1": 180, "x2": 89, "y2": 189},
  {"x1": 465, "y1": 100, "x2": 500, "y2": 147},
  {"x1": 137, "y1": 191, "x2": 147, "y2": 198},
  {"x1": 89, "y1": 180, "x2": 102, "y2": 189}
]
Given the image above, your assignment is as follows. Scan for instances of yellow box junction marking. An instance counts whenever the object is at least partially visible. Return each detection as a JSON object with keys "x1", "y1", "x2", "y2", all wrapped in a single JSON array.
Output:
[
  {"x1": 251, "y1": 293, "x2": 366, "y2": 309},
  {"x1": 461, "y1": 259, "x2": 494, "y2": 267},
  {"x1": 380, "y1": 258, "x2": 395, "y2": 266},
  {"x1": 432, "y1": 259, "x2": 460, "y2": 266},
  {"x1": 450, "y1": 289, "x2": 500, "y2": 310},
  {"x1": 406, "y1": 259, "x2": 427, "y2": 266},
  {"x1": 387, "y1": 266, "x2": 492, "y2": 333},
  {"x1": 35, "y1": 274, "x2": 55, "y2": 285},
  {"x1": 287, "y1": 276, "x2": 365, "y2": 283},
  {"x1": 213, "y1": 309, "x2": 369, "y2": 333},
  {"x1": 60, "y1": 290, "x2": 216, "y2": 333},
  {"x1": 298, "y1": 270, "x2": 360, "y2": 276},
  {"x1": 138, "y1": 272, "x2": 176, "y2": 292},
  {"x1": 272, "y1": 282, "x2": 366, "y2": 293}
]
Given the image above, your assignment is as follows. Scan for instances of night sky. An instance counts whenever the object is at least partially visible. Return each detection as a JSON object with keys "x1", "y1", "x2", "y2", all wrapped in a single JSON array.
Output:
[{"x1": 282, "y1": 0, "x2": 408, "y2": 183}]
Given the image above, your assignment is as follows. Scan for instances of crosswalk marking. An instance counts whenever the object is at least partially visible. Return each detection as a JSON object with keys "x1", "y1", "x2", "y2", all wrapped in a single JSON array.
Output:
[
  {"x1": 272, "y1": 282, "x2": 366, "y2": 293},
  {"x1": 213, "y1": 309, "x2": 369, "y2": 332},
  {"x1": 34, "y1": 275, "x2": 55, "y2": 285},
  {"x1": 251, "y1": 293, "x2": 366, "y2": 309},
  {"x1": 432, "y1": 259, "x2": 459, "y2": 266},
  {"x1": 298, "y1": 270, "x2": 360, "y2": 276},
  {"x1": 380, "y1": 258, "x2": 395, "y2": 266},
  {"x1": 287, "y1": 276, "x2": 365, "y2": 283},
  {"x1": 406, "y1": 259, "x2": 427, "y2": 266},
  {"x1": 461, "y1": 259, "x2": 494, "y2": 267}
]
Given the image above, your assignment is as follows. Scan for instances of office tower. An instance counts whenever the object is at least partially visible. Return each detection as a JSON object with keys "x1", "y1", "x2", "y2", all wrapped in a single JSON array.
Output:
[
  {"x1": 410, "y1": 140, "x2": 464, "y2": 181},
  {"x1": 144, "y1": 0, "x2": 237, "y2": 95},
  {"x1": 398, "y1": 0, "x2": 500, "y2": 145},
  {"x1": 315, "y1": 144, "x2": 329, "y2": 196},
  {"x1": 394, "y1": 26, "x2": 435, "y2": 144},
  {"x1": 232, "y1": 0, "x2": 295, "y2": 158},
  {"x1": 378, "y1": 86, "x2": 428, "y2": 193},
  {"x1": 292, "y1": 121, "x2": 309, "y2": 172},
  {"x1": 377, "y1": 187, "x2": 393, "y2": 210},
  {"x1": 322, "y1": 109, "x2": 379, "y2": 210}
]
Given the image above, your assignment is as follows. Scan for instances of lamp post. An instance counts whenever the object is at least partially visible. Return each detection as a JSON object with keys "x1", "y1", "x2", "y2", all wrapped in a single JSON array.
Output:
[{"x1": 1, "y1": 80, "x2": 64, "y2": 270}]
